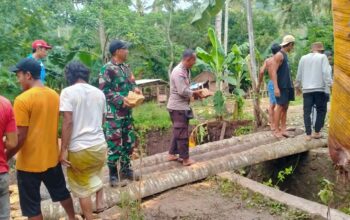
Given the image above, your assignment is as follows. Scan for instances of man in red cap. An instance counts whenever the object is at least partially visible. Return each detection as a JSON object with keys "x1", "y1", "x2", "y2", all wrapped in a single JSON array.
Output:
[{"x1": 28, "y1": 40, "x2": 52, "y2": 83}]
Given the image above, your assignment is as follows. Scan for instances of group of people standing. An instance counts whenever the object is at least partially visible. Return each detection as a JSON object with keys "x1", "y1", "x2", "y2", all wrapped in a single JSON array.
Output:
[
  {"x1": 0, "y1": 34, "x2": 333, "y2": 220},
  {"x1": 0, "y1": 39, "x2": 143, "y2": 220},
  {"x1": 258, "y1": 35, "x2": 333, "y2": 140}
]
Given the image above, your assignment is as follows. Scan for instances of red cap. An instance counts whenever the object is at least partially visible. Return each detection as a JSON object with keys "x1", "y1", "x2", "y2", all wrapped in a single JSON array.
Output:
[{"x1": 32, "y1": 40, "x2": 52, "y2": 49}]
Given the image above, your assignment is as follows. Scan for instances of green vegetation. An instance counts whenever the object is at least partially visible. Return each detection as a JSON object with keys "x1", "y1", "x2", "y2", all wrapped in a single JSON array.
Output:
[
  {"x1": 290, "y1": 95, "x2": 303, "y2": 106},
  {"x1": 263, "y1": 165, "x2": 295, "y2": 189},
  {"x1": 318, "y1": 178, "x2": 334, "y2": 218},
  {"x1": 133, "y1": 102, "x2": 171, "y2": 131},
  {"x1": 212, "y1": 176, "x2": 311, "y2": 219},
  {"x1": 119, "y1": 191, "x2": 144, "y2": 220},
  {"x1": 0, "y1": 0, "x2": 333, "y2": 103},
  {"x1": 234, "y1": 125, "x2": 253, "y2": 136}
]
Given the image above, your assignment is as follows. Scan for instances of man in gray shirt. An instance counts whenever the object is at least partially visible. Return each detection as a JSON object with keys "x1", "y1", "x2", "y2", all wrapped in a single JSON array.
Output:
[
  {"x1": 167, "y1": 49, "x2": 202, "y2": 166},
  {"x1": 296, "y1": 42, "x2": 332, "y2": 140}
]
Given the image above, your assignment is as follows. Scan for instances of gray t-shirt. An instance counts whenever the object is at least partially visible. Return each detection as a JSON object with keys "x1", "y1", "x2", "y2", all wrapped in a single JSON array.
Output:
[{"x1": 167, "y1": 62, "x2": 193, "y2": 110}]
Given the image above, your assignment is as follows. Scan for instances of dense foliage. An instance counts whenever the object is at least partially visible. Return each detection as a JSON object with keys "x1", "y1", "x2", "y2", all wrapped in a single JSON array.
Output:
[{"x1": 0, "y1": 0, "x2": 333, "y2": 100}]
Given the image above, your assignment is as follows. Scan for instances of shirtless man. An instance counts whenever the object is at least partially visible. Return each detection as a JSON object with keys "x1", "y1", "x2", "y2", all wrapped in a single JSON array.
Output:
[
  {"x1": 271, "y1": 35, "x2": 296, "y2": 138},
  {"x1": 257, "y1": 43, "x2": 281, "y2": 130}
]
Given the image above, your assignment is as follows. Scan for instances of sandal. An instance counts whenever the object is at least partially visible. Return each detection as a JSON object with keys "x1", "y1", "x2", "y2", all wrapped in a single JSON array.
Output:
[{"x1": 93, "y1": 207, "x2": 107, "y2": 214}]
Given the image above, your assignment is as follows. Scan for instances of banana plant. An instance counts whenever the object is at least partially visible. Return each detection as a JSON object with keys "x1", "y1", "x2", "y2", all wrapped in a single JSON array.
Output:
[
  {"x1": 191, "y1": 0, "x2": 225, "y2": 29},
  {"x1": 196, "y1": 27, "x2": 247, "y2": 119}
]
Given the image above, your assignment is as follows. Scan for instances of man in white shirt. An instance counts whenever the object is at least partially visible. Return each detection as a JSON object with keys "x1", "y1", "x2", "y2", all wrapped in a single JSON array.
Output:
[
  {"x1": 59, "y1": 61, "x2": 107, "y2": 219},
  {"x1": 295, "y1": 42, "x2": 332, "y2": 140}
]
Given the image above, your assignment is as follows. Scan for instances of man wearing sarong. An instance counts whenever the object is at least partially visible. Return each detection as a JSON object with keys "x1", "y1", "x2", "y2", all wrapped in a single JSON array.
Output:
[{"x1": 59, "y1": 61, "x2": 107, "y2": 219}]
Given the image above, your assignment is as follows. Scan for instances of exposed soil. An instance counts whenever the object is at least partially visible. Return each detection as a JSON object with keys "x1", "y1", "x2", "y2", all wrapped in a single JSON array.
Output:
[
  {"x1": 141, "y1": 181, "x2": 282, "y2": 220},
  {"x1": 206, "y1": 120, "x2": 252, "y2": 142},
  {"x1": 145, "y1": 129, "x2": 173, "y2": 155},
  {"x1": 145, "y1": 120, "x2": 252, "y2": 156}
]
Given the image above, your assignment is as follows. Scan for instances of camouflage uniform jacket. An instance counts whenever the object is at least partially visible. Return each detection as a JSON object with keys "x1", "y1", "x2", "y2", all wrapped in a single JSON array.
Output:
[{"x1": 99, "y1": 60, "x2": 136, "y2": 119}]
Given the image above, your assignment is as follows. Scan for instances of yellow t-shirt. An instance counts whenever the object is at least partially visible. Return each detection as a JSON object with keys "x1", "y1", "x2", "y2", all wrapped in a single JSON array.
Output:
[{"x1": 14, "y1": 87, "x2": 59, "y2": 172}]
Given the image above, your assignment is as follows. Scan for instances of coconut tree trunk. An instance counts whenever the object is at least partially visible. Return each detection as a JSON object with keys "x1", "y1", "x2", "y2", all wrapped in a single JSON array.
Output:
[
  {"x1": 132, "y1": 129, "x2": 304, "y2": 169},
  {"x1": 41, "y1": 136, "x2": 326, "y2": 219},
  {"x1": 98, "y1": 13, "x2": 108, "y2": 63},
  {"x1": 215, "y1": 10, "x2": 223, "y2": 44},
  {"x1": 166, "y1": 1, "x2": 174, "y2": 79},
  {"x1": 224, "y1": 0, "x2": 230, "y2": 55},
  {"x1": 133, "y1": 130, "x2": 278, "y2": 168},
  {"x1": 245, "y1": 0, "x2": 264, "y2": 128},
  {"x1": 328, "y1": 0, "x2": 350, "y2": 177}
]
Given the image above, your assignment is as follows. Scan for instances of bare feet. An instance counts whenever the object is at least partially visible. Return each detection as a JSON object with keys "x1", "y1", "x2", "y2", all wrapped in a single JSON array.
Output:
[
  {"x1": 312, "y1": 133, "x2": 323, "y2": 139},
  {"x1": 183, "y1": 158, "x2": 195, "y2": 166},
  {"x1": 305, "y1": 135, "x2": 312, "y2": 141},
  {"x1": 167, "y1": 154, "x2": 178, "y2": 161},
  {"x1": 273, "y1": 131, "x2": 283, "y2": 138}
]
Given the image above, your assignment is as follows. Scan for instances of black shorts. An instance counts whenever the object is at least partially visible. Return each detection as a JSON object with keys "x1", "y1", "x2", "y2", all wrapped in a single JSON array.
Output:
[
  {"x1": 17, "y1": 163, "x2": 71, "y2": 217},
  {"x1": 276, "y1": 88, "x2": 295, "y2": 105}
]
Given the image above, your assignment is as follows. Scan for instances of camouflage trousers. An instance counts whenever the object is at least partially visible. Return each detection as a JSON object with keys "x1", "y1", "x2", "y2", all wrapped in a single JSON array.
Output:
[{"x1": 104, "y1": 116, "x2": 136, "y2": 173}]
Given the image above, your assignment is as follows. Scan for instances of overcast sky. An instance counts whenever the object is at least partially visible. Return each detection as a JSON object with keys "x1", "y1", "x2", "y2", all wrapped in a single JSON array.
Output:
[{"x1": 132, "y1": 0, "x2": 192, "y2": 11}]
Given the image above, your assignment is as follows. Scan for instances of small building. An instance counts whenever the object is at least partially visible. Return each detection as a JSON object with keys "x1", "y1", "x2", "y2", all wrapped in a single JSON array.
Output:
[
  {"x1": 192, "y1": 71, "x2": 217, "y2": 92},
  {"x1": 136, "y1": 79, "x2": 169, "y2": 103}
]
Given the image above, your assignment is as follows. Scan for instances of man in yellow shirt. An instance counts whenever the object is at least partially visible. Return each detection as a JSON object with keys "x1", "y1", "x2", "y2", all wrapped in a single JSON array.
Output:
[{"x1": 8, "y1": 58, "x2": 75, "y2": 220}]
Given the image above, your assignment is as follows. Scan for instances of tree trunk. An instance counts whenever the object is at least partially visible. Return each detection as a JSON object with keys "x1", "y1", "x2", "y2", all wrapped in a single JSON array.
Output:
[
  {"x1": 224, "y1": 0, "x2": 230, "y2": 55},
  {"x1": 166, "y1": 3, "x2": 174, "y2": 79},
  {"x1": 41, "y1": 136, "x2": 326, "y2": 219},
  {"x1": 245, "y1": 0, "x2": 264, "y2": 128},
  {"x1": 215, "y1": 10, "x2": 222, "y2": 44},
  {"x1": 328, "y1": 0, "x2": 350, "y2": 176},
  {"x1": 132, "y1": 129, "x2": 304, "y2": 169},
  {"x1": 98, "y1": 13, "x2": 108, "y2": 63},
  {"x1": 134, "y1": 129, "x2": 303, "y2": 178}
]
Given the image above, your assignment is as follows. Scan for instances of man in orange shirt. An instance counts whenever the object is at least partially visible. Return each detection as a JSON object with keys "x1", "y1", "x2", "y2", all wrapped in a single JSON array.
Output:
[{"x1": 8, "y1": 58, "x2": 75, "y2": 220}]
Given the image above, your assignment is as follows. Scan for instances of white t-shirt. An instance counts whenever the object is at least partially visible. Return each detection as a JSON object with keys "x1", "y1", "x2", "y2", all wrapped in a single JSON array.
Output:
[{"x1": 60, "y1": 83, "x2": 106, "y2": 152}]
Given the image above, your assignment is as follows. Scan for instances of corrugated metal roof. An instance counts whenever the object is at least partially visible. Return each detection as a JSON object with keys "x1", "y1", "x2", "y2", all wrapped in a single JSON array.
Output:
[{"x1": 136, "y1": 79, "x2": 168, "y2": 85}]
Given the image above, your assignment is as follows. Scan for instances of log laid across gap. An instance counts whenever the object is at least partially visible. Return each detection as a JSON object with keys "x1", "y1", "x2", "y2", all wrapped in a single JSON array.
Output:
[
  {"x1": 41, "y1": 135, "x2": 326, "y2": 219},
  {"x1": 132, "y1": 129, "x2": 304, "y2": 169}
]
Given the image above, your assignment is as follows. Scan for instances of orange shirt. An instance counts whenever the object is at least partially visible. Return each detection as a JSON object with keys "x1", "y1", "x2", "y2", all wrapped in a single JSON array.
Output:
[{"x1": 14, "y1": 87, "x2": 59, "y2": 172}]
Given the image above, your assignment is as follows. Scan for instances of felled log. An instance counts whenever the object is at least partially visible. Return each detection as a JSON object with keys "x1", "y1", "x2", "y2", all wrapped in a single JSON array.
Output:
[
  {"x1": 132, "y1": 129, "x2": 303, "y2": 169},
  {"x1": 41, "y1": 135, "x2": 326, "y2": 219}
]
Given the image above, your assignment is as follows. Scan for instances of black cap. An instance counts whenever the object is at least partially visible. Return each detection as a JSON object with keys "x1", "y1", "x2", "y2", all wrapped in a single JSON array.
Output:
[
  {"x1": 9, "y1": 58, "x2": 41, "y2": 78},
  {"x1": 109, "y1": 40, "x2": 130, "y2": 54}
]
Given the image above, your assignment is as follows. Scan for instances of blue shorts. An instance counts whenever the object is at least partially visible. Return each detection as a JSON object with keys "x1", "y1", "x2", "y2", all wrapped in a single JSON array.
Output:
[{"x1": 268, "y1": 80, "x2": 276, "y2": 105}]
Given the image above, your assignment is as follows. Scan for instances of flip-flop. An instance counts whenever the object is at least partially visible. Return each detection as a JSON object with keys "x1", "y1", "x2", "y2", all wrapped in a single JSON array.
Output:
[
  {"x1": 93, "y1": 207, "x2": 107, "y2": 214},
  {"x1": 282, "y1": 132, "x2": 295, "y2": 138}
]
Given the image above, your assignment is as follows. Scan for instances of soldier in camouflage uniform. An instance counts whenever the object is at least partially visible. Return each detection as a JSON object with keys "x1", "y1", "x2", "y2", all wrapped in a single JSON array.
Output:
[{"x1": 99, "y1": 40, "x2": 141, "y2": 186}]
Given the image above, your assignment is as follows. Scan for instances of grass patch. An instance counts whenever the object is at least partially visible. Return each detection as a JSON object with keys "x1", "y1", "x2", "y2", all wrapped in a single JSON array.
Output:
[
  {"x1": 290, "y1": 95, "x2": 303, "y2": 106},
  {"x1": 119, "y1": 192, "x2": 144, "y2": 220},
  {"x1": 133, "y1": 102, "x2": 171, "y2": 131},
  {"x1": 234, "y1": 125, "x2": 253, "y2": 136},
  {"x1": 212, "y1": 176, "x2": 312, "y2": 219}
]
